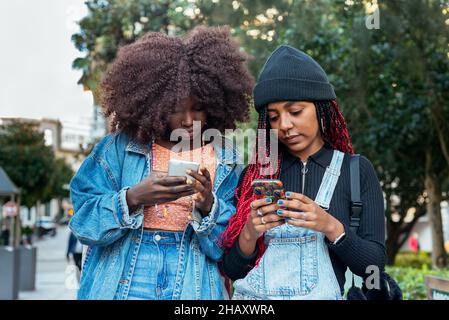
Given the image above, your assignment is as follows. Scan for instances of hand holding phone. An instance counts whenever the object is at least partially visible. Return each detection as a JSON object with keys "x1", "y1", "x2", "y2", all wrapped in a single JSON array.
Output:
[
  {"x1": 186, "y1": 166, "x2": 214, "y2": 216},
  {"x1": 126, "y1": 174, "x2": 195, "y2": 212},
  {"x1": 251, "y1": 179, "x2": 285, "y2": 202},
  {"x1": 239, "y1": 179, "x2": 286, "y2": 255},
  {"x1": 168, "y1": 159, "x2": 200, "y2": 180}
]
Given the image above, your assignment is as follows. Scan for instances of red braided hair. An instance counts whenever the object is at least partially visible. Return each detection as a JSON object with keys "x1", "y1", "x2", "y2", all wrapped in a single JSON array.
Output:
[{"x1": 219, "y1": 100, "x2": 353, "y2": 264}]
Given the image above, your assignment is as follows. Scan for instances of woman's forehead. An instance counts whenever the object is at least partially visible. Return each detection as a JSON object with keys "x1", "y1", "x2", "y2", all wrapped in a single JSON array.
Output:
[{"x1": 267, "y1": 101, "x2": 314, "y2": 111}]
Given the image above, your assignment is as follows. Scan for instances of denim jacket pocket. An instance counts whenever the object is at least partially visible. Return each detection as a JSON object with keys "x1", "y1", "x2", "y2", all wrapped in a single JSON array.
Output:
[{"x1": 246, "y1": 234, "x2": 318, "y2": 297}]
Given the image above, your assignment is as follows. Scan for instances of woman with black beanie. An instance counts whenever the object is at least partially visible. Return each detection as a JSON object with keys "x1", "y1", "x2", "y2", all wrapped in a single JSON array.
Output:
[{"x1": 220, "y1": 45, "x2": 386, "y2": 300}]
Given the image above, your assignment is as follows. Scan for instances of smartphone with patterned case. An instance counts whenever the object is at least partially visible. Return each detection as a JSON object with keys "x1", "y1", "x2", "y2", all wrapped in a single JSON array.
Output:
[{"x1": 251, "y1": 179, "x2": 285, "y2": 202}]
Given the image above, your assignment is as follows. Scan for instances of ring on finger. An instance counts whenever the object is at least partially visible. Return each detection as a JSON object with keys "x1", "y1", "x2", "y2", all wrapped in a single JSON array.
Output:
[
  {"x1": 256, "y1": 209, "x2": 263, "y2": 217},
  {"x1": 250, "y1": 203, "x2": 256, "y2": 210},
  {"x1": 261, "y1": 216, "x2": 266, "y2": 224}
]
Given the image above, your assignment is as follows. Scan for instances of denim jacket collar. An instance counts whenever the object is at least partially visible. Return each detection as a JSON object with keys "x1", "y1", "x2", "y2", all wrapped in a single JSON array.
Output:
[{"x1": 125, "y1": 140, "x2": 150, "y2": 155}]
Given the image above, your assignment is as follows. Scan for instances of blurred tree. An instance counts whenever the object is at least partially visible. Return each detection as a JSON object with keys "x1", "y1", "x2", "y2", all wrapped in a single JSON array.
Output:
[
  {"x1": 382, "y1": 0, "x2": 449, "y2": 268},
  {"x1": 72, "y1": 0, "x2": 210, "y2": 100},
  {"x1": 0, "y1": 121, "x2": 54, "y2": 209},
  {"x1": 333, "y1": 0, "x2": 435, "y2": 265},
  {"x1": 0, "y1": 121, "x2": 75, "y2": 240},
  {"x1": 42, "y1": 158, "x2": 74, "y2": 201},
  {"x1": 0, "y1": 121, "x2": 54, "y2": 246},
  {"x1": 347, "y1": 0, "x2": 449, "y2": 267},
  {"x1": 42, "y1": 158, "x2": 74, "y2": 221}
]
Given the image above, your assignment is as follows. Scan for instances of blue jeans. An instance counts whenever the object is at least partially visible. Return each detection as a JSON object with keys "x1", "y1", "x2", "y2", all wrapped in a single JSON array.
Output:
[{"x1": 126, "y1": 230, "x2": 182, "y2": 300}]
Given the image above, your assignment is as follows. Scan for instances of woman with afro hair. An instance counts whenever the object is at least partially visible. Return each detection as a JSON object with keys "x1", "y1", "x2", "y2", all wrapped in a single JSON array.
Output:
[
  {"x1": 69, "y1": 26, "x2": 254, "y2": 300},
  {"x1": 220, "y1": 45, "x2": 387, "y2": 300}
]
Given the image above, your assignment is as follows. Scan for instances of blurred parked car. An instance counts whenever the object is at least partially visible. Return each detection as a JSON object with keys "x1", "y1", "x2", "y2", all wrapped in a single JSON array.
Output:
[{"x1": 36, "y1": 216, "x2": 57, "y2": 237}]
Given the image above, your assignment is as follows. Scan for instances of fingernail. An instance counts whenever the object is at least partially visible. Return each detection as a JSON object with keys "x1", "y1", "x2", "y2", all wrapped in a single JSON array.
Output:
[
  {"x1": 286, "y1": 192, "x2": 291, "y2": 197},
  {"x1": 277, "y1": 209, "x2": 284, "y2": 215},
  {"x1": 266, "y1": 198, "x2": 272, "y2": 203},
  {"x1": 186, "y1": 169, "x2": 192, "y2": 174},
  {"x1": 277, "y1": 200, "x2": 284, "y2": 205}
]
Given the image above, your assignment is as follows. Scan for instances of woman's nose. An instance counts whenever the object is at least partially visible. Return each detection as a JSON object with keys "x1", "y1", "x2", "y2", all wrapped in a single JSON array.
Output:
[
  {"x1": 181, "y1": 112, "x2": 193, "y2": 127},
  {"x1": 279, "y1": 114, "x2": 294, "y2": 131}
]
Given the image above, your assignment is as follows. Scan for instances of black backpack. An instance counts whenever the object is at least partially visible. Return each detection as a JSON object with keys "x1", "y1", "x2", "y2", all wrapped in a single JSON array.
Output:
[{"x1": 346, "y1": 155, "x2": 403, "y2": 300}]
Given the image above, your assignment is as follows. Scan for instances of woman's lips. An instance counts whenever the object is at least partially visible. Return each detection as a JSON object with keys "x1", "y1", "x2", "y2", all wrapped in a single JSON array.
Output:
[{"x1": 284, "y1": 135, "x2": 301, "y2": 144}]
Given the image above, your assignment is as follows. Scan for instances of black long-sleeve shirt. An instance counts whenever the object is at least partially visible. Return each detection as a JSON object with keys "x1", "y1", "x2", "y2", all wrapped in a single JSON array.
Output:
[{"x1": 222, "y1": 144, "x2": 387, "y2": 294}]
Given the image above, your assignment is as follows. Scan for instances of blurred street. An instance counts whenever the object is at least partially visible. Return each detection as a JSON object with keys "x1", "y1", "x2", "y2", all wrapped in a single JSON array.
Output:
[{"x1": 19, "y1": 225, "x2": 77, "y2": 300}]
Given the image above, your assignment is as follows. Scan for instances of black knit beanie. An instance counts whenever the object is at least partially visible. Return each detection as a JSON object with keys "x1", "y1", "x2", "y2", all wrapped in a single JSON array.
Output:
[{"x1": 253, "y1": 45, "x2": 336, "y2": 112}]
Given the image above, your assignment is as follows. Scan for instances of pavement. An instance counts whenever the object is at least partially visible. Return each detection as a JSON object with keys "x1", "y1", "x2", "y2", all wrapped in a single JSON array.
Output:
[{"x1": 19, "y1": 225, "x2": 78, "y2": 300}]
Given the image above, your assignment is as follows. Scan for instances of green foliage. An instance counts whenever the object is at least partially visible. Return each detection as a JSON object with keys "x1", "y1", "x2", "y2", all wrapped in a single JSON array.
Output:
[
  {"x1": 21, "y1": 226, "x2": 34, "y2": 236},
  {"x1": 386, "y1": 265, "x2": 449, "y2": 300},
  {"x1": 0, "y1": 121, "x2": 74, "y2": 207},
  {"x1": 41, "y1": 158, "x2": 74, "y2": 203},
  {"x1": 72, "y1": 0, "x2": 207, "y2": 95},
  {"x1": 394, "y1": 251, "x2": 432, "y2": 269},
  {"x1": 0, "y1": 121, "x2": 54, "y2": 208}
]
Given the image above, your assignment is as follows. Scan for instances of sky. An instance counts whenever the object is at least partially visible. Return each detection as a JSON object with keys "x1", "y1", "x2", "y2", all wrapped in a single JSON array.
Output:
[{"x1": 0, "y1": 0, "x2": 93, "y2": 125}]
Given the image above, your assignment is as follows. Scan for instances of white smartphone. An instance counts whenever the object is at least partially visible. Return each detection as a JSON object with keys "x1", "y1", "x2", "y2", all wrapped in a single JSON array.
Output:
[{"x1": 168, "y1": 159, "x2": 200, "y2": 180}]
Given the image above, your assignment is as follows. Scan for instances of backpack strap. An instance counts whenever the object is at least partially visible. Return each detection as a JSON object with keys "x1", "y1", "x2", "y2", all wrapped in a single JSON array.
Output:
[
  {"x1": 348, "y1": 155, "x2": 397, "y2": 299},
  {"x1": 348, "y1": 154, "x2": 363, "y2": 291},
  {"x1": 350, "y1": 154, "x2": 362, "y2": 233}
]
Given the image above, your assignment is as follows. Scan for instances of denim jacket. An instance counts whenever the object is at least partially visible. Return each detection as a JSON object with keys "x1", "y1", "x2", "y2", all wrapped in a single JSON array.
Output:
[{"x1": 69, "y1": 132, "x2": 243, "y2": 300}]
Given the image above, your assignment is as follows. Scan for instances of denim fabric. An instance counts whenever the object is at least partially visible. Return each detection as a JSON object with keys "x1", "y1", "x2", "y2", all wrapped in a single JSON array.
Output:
[
  {"x1": 69, "y1": 133, "x2": 243, "y2": 300},
  {"x1": 233, "y1": 226, "x2": 342, "y2": 300},
  {"x1": 124, "y1": 231, "x2": 182, "y2": 300}
]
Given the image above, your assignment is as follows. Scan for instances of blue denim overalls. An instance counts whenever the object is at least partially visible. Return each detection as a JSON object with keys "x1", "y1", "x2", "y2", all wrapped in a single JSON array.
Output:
[{"x1": 232, "y1": 150, "x2": 345, "y2": 300}]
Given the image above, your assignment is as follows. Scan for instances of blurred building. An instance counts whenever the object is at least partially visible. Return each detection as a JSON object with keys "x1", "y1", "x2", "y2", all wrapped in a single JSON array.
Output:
[{"x1": 92, "y1": 104, "x2": 109, "y2": 139}]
